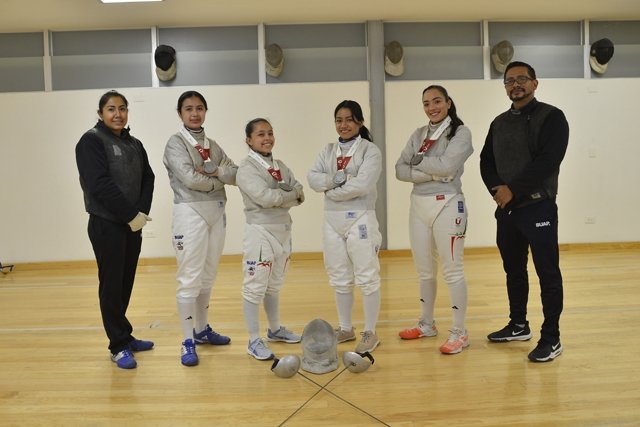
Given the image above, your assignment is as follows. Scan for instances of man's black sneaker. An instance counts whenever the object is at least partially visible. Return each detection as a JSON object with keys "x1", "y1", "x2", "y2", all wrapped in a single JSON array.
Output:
[
  {"x1": 528, "y1": 340, "x2": 563, "y2": 362},
  {"x1": 487, "y1": 322, "x2": 533, "y2": 342}
]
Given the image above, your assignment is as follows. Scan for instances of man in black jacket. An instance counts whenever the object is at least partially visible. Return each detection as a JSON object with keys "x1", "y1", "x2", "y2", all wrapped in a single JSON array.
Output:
[{"x1": 480, "y1": 61, "x2": 569, "y2": 362}]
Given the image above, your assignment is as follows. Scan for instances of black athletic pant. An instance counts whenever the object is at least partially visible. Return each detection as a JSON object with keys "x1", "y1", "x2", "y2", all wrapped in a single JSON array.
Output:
[
  {"x1": 495, "y1": 198, "x2": 563, "y2": 344},
  {"x1": 88, "y1": 215, "x2": 142, "y2": 354}
]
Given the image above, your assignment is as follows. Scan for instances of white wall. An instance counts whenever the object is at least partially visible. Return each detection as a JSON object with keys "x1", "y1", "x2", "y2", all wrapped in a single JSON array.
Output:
[{"x1": 1, "y1": 78, "x2": 638, "y2": 263}]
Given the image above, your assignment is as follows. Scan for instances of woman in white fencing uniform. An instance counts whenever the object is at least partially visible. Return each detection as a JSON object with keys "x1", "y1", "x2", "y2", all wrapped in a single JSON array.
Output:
[
  {"x1": 307, "y1": 100, "x2": 383, "y2": 354},
  {"x1": 236, "y1": 118, "x2": 305, "y2": 361},
  {"x1": 395, "y1": 85, "x2": 473, "y2": 354},
  {"x1": 163, "y1": 91, "x2": 237, "y2": 366}
]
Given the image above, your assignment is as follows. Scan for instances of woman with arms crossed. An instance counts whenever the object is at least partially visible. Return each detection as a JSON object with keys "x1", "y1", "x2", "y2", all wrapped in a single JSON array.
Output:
[
  {"x1": 163, "y1": 91, "x2": 236, "y2": 366},
  {"x1": 307, "y1": 100, "x2": 383, "y2": 354},
  {"x1": 236, "y1": 118, "x2": 304, "y2": 361},
  {"x1": 396, "y1": 85, "x2": 473, "y2": 354}
]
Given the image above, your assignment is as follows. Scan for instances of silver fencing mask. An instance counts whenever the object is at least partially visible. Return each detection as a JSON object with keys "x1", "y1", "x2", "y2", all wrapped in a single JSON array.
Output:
[
  {"x1": 301, "y1": 318, "x2": 338, "y2": 374},
  {"x1": 271, "y1": 355, "x2": 301, "y2": 378},
  {"x1": 342, "y1": 351, "x2": 375, "y2": 373}
]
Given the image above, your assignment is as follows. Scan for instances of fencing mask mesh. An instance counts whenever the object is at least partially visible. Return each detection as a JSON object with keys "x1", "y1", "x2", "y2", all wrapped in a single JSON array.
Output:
[{"x1": 301, "y1": 318, "x2": 338, "y2": 374}]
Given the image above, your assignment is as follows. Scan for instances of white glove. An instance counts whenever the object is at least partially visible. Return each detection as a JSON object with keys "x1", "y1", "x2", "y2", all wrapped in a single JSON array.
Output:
[
  {"x1": 128, "y1": 212, "x2": 152, "y2": 232},
  {"x1": 203, "y1": 161, "x2": 218, "y2": 174}
]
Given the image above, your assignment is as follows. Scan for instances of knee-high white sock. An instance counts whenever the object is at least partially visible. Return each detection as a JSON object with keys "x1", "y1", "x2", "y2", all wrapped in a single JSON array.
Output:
[
  {"x1": 263, "y1": 293, "x2": 280, "y2": 332},
  {"x1": 448, "y1": 278, "x2": 468, "y2": 331},
  {"x1": 195, "y1": 288, "x2": 212, "y2": 333},
  {"x1": 419, "y1": 279, "x2": 437, "y2": 325},
  {"x1": 177, "y1": 301, "x2": 196, "y2": 341},
  {"x1": 243, "y1": 299, "x2": 260, "y2": 342},
  {"x1": 335, "y1": 291, "x2": 354, "y2": 330},
  {"x1": 362, "y1": 290, "x2": 380, "y2": 333}
]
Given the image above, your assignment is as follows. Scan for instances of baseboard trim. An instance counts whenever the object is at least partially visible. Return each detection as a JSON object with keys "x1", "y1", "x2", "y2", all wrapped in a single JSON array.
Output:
[{"x1": 7, "y1": 241, "x2": 639, "y2": 271}]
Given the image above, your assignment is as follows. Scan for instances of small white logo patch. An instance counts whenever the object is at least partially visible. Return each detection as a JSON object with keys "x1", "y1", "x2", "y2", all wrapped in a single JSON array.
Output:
[{"x1": 536, "y1": 221, "x2": 551, "y2": 228}]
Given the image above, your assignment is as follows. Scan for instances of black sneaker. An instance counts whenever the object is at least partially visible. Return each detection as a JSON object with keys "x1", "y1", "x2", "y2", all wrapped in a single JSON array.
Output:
[
  {"x1": 528, "y1": 340, "x2": 563, "y2": 362},
  {"x1": 487, "y1": 322, "x2": 533, "y2": 342}
]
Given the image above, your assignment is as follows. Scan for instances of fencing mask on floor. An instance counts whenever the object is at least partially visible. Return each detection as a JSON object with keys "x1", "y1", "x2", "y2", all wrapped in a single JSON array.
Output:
[
  {"x1": 301, "y1": 318, "x2": 338, "y2": 374},
  {"x1": 342, "y1": 351, "x2": 375, "y2": 373},
  {"x1": 271, "y1": 354, "x2": 301, "y2": 378}
]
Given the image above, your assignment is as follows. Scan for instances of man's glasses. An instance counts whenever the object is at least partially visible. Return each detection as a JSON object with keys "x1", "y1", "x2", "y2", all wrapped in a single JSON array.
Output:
[{"x1": 504, "y1": 76, "x2": 534, "y2": 87}]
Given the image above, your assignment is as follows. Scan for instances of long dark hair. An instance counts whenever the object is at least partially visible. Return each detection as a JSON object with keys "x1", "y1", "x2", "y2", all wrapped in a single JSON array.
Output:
[
  {"x1": 333, "y1": 100, "x2": 373, "y2": 142},
  {"x1": 422, "y1": 85, "x2": 464, "y2": 139}
]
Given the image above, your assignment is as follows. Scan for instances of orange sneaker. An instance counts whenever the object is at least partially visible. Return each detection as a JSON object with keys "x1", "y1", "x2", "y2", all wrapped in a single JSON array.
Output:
[
  {"x1": 439, "y1": 328, "x2": 469, "y2": 354},
  {"x1": 398, "y1": 320, "x2": 437, "y2": 340}
]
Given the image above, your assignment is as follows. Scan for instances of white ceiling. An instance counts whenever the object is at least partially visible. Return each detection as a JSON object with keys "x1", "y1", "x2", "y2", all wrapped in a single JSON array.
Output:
[{"x1": 1, "y1": 0, "x2": 639, "y2": 33}]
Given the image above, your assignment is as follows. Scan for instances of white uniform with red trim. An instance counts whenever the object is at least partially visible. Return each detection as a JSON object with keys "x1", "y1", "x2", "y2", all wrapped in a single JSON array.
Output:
[
  {"x1": 395, "y1": 121, "x2": 473, "y2": 330},
  {"x1": 307, "y1": 137, "x2": 383, "y2": 295},
  {"x1": 163, "y1": 128, "x2": 237, "y2": 303},
  {"x1": 236, "y1": 151, "x2": 303, "y2": 304}
]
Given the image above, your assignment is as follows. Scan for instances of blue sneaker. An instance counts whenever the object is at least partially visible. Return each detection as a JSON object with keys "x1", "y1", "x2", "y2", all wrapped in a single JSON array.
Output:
[
  {"x1": 181, "y1": 339, "x2": 199, "y2": 366},
  {"x1": 267, "y1": 326, "x2": 301, "y2": 343},
  {"x1": 129, "y1": 338, "x2": 154, "y2": 352},
  {"x1": 193, "y1": 324, "x2": 231, "y2": 345},
  {"x1": 111, "y1": 349, "x2": 137, "y2": 369}
]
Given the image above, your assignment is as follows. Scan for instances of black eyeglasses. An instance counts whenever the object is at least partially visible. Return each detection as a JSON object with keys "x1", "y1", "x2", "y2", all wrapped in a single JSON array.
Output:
[{"x1": 504, "y1": 76, "x2": 534, "y2": 87}]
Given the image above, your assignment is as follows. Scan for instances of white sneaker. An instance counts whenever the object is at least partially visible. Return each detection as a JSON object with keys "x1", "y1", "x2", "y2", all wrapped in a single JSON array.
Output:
[
  {"x1": 266, "y1": 326, "x2": 301, "y2": 343},
  {"x1": 247, "y1": 338, "x2": 275, "y2": 360}
]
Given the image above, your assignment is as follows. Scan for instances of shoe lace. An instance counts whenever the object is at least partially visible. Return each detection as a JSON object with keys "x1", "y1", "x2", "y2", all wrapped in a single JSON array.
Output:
[
  {"x1": 182, "y1": 341, "x2": 195, "y2": 355},
  {"x1": 447, "y1": 329, "x2": 464, "y2": 343},
  {"x1": 252, "y1": 338, "x2": 266, "y2": 351},
  {"x1": 360, "y1": 331, "x2": 371, "y2": 343},
  {"x1": 199, "y1": 325, "x2": 218, "y2": 338},
  {"x1": 416, "y1": 319, "x2": 434, "y2": 331}
]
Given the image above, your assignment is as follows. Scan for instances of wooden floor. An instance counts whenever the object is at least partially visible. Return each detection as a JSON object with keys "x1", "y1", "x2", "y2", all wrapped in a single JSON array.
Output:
[{"x1": 1, "y1": 245, "x2": 639, "y2": 426}]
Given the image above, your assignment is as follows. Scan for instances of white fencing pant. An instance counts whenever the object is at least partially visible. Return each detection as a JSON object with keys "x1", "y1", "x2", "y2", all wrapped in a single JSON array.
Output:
[
  {"x1": 242, "y1": 223, "x2": 291, "y2": 305},
  {"x1": 409, "y1": 193, "x2": 468, "y2": 330},
  {"x1": 323, "y1": 210, "x2": 382, "y2": 295},
  {"x1": 173, "y1": 202, "x2": 226, "y2": 303}
]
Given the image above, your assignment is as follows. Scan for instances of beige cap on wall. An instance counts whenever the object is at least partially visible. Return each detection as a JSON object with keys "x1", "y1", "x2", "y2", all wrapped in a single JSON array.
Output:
[
  {"x1": 265, "y1": 43, "x2": 284, "y2": 77},
  {"x1": 384, "y1": 40, "x2": 404, "y2": 77},
  {"x1": 491, "y1": 40, "x2": 514, "y2": 74}
]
